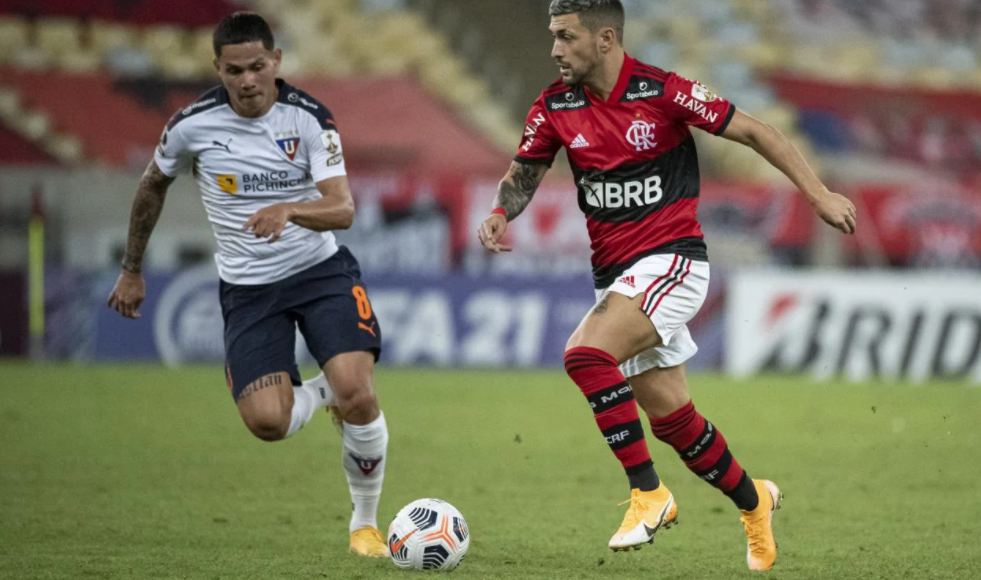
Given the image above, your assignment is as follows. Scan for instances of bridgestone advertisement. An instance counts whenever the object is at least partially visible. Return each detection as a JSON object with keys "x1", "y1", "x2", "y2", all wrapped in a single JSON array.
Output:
[{"x1": 727, "y1": 272, "x2": 981, "y2": 383}]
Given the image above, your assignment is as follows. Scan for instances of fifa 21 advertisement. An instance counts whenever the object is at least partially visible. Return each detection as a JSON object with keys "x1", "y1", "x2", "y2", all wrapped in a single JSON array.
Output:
[
  {"x1": 88, "y1": 265, "x2": 725, "y2": 369},
  {"x1": 91, "y1": 264, "x2": 597, "y2": 368},
  {"x1": 727, "y1": 272, "x2": 981, "y2": 383}
]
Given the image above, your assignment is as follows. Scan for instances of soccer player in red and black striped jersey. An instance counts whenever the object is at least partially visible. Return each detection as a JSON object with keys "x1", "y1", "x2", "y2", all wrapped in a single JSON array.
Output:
[{"x1": 477, "y1": 0, "x2": 857, "y2": 570}]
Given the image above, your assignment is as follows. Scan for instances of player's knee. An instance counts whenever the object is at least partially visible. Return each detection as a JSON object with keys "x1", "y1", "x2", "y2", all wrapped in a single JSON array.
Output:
[
  {"x1": 563, "y1": 344, "x2": 616, "y2": 378},
  {"x1": 242, "y1": 406, "x2": 290, "y2": 442},
  {"x1": 341, "y1": 387, "x2": 378, "y2": 415},
  {"x1": 335, "y1": 386, "x2": 378, "y2": 425}
]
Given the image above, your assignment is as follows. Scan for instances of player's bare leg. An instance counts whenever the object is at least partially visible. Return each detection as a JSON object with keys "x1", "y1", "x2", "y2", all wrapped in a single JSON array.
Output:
[
  {"x1": 629, "y1": 364, "x2": 690, "y2": 418},
  {"x1": 236, "y1": 371, "x2": 335, "y2": 441},
  {"x1": 630, "y1": 365, "x2": 782, "y2": 570},
  {"x1": 324, "y1": 351, "x2": 389, "y2": 558},
  {"x1": 564, "y1": 292, "x2": 677, "y2": 551}
]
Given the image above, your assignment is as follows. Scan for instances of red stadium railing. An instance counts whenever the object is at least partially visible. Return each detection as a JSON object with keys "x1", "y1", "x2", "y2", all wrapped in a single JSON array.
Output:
[
  {"x1": 1, "y1": 69, "x2": 508, "y2": 173},
  {"x1": 0, "y1": 123, "x2": 58, "y2": 165},
  {"x1": 0, "y1": 0, "x2": 238, "y2": 27}
]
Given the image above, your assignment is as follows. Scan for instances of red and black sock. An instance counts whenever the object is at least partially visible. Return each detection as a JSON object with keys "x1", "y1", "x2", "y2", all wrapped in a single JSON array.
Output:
[
  {"x1": 564, "y1": 346, "x2": 659, "y2": 491},
  {"x1": 649, "y1": 401, "x2": 759, "y2": 511}
]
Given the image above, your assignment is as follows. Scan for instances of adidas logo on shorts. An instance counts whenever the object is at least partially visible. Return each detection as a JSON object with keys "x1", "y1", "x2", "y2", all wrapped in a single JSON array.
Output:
[{"x1": 570, "y1": 133, "x2": 590, "y2": 149}]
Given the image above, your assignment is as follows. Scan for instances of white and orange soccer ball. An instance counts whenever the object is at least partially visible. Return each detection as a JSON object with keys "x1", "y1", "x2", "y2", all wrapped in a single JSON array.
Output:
[{"x1": 387, "y1": 498, "x2": 470, "y2": 571}]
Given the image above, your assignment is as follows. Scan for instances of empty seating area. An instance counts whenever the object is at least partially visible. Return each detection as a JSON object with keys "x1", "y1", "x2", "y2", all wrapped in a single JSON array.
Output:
[
  {"x1": 620, "y1": 0, "x2": 818, "y2": 181},
  {"x1": 775, "y1": 0, "x2": 981, "y2": 85},
  {"x1": 3, "y1": 0, "x2": 976, "y2": 176},
  {"x1": 0, "y1": 0, "x2": 519, "y2": 168},
  {"x1": 619, "y1": 0, "x2": 981, "y2": 179},
  {"x1": 1, "y1": 68, "x2": 504, "y2": 174},
  {"x1": 0, "y1": 121, "x2": 55, "y2": 164}
]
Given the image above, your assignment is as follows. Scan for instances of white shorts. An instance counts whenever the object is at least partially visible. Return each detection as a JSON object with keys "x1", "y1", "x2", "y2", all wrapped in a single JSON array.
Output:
[{"x1": 594, "y1": 254, "x2": 710, "y2": 378}]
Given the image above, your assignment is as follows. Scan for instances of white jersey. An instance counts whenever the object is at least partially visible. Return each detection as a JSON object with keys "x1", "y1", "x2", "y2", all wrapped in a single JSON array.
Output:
[{"x1": 154, "y1": 79, "x2": 347, "y2": 285}]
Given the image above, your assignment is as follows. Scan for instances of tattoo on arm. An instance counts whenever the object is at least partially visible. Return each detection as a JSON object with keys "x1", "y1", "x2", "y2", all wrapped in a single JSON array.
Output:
[
  {"x1": 592, "y1": 294, "x2": 610, "y2": 315},
  {"x1": 236, "y1": 373, "x2": 286, "y2": 402},
  {"x1": 496, "y1": 163, "x2": 542, "y2": 221},
  {"x1": 121, "y1": 162, "x2": 174, "y2": 274}
]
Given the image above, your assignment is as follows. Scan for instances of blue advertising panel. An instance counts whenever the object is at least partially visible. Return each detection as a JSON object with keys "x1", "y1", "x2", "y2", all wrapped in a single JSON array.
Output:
[{"x1": 92, "y1": 265, "x2": 596, "y2": 367}]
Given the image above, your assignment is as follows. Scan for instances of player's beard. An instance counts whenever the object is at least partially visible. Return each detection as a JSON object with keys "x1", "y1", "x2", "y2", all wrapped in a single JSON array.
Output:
[
  {"x1": 560, "y1": 50, "x2": 599, "y2": 86},
  {"x1": 561, "y1": 67, "x2": 581, "y2": 85}
]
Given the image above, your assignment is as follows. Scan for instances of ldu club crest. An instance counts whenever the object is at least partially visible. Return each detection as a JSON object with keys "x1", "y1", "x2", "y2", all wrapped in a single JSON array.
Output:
[{"x1": 276, "y1": 137, "x2": 300, "y2": 161}]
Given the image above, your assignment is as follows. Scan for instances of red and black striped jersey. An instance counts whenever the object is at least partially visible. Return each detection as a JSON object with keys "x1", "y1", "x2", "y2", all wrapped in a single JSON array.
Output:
[{"x1": 515, "y1": 54, "x2": 735, "y2": 288}]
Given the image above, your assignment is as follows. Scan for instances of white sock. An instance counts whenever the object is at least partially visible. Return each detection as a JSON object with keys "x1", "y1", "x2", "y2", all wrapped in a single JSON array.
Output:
[
  {"x1": 343, "y1": 412, "x2": 388, "y2": 532},
  {"x1": 286, "y1": 373, "x2": 335, "y2": 438}
]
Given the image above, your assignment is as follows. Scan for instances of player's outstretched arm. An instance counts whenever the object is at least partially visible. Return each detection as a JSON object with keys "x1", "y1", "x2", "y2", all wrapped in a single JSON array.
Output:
[
  {"x1": 107, "y1": 159, "x2": 175, "y2": 319},
  {"x1": 720, "y1": 109, "x2": 857, "y2": 235},
  {"x1": 244, "y1": 176, "x2": 355, "y2": 243},
  {"x1": 478, "y1": 161, "x2": 550, "y2": 253}
]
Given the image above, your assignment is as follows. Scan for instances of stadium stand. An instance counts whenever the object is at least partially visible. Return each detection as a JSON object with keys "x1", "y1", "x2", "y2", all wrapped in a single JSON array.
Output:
[
  {"x1": 2, "y1": 67, "x2": 503, "y2": 174},
  {"x1": 612, "y1": 0, "x2": 981, "y2": 180},
  {"x1": 0, "y1": 123, "x2": 57, "y2": 164},
  {"x1": 2, "y1": 68, "x2": 164, "y2": 166},
  {"x1": 0, "y1": 0, "x2": 519, "y2": 167},
  {"x1": 2, "y1": 0, "x2": 978, "y2": 178},
  {"x1": 0, "y1": 0, "x2": 240, "y2": 26}
]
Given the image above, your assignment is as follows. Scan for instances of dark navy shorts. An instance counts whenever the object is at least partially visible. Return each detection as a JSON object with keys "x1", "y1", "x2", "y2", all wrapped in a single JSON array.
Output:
[{"x1": 219, "y1": 246, "x2": 381, "y2": 400}]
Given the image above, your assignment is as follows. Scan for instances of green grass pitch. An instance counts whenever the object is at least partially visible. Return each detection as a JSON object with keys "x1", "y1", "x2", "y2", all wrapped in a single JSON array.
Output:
[{"x1": 1, "y1": 362, "x2": 978, "y2": 579}]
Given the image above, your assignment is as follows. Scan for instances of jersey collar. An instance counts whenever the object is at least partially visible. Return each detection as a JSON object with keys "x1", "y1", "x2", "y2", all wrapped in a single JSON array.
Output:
[{"x1": 585, "y1": 52, "x2": 633, "y2": 105}]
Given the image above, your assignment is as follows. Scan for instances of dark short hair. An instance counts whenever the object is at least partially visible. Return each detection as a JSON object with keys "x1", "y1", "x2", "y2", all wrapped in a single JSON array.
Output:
[
  {"x1": 212, "y1": 12, "x2": 275, "y2": 57},
  {"x1": 548, "y1": 0, "x2": 625, "y2": 44}
]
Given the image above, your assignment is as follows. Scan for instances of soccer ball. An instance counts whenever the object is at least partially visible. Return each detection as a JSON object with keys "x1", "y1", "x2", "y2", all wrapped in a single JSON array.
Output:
[{"x1": 387, "y1": 498, "x2": 470, "y2": 571}]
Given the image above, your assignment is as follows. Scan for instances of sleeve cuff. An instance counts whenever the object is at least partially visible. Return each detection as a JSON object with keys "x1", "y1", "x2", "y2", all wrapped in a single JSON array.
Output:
[
  {"x1": 311, "y1": 163, "x2": 347, "y2": 183},
  {"x1": 513, "y1": 154, "x2": 553, "y2": 167},
  {"x1": 153, "y1": 154, "x2": 180, "y2": 177},
  {"x1": 713, "y1": 104, "x2": 736, "y2": 136}
]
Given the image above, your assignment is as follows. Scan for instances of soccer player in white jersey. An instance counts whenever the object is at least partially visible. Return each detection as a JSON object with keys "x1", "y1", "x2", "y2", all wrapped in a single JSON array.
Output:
[{"x1": 107, "y1": 12, "x2": 389, "y2": 558}]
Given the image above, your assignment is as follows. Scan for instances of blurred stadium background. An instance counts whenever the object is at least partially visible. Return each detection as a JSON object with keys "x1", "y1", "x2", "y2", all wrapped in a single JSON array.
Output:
[
  {"x1": 2, "y1": 1, "x2": 980, "y2": 578},
  {"x1": 1, "y1": 0, "x2": 979, "y2": 380}
]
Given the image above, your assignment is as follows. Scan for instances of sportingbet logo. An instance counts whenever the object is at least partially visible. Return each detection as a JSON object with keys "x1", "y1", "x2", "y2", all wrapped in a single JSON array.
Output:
[
  {"x1": 582, "y1": 175, "x2": 663, "y2": 209},
  {"x1": 624, "y1": 80, "x2": 661, "y2": 101}
]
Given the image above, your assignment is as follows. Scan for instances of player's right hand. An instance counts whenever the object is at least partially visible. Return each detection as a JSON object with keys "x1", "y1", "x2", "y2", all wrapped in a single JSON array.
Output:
[
  {"x1": 107, "y1": 271, "x2": 146, "y2": 319},
  {"x1": 812, "y1": 190, "x2": 857, "y2": 235},
  {"x1": 477, "y1": 213, "x2": 512, "y2": 253}
]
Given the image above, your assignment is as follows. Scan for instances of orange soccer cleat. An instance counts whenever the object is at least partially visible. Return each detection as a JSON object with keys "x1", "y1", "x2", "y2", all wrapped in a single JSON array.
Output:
[
  {"x1": 740, "y1": 479, "x2": 783, "y2": 571},
  {"x1": 608, "y1": 485, "x2": 678, "y2": 551},
  {"x1": 349, "y1": 526, "x2": 388, "y2": 558}
]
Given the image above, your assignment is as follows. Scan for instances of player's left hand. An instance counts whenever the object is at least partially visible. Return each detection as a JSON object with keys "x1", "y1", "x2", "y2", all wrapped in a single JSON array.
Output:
[
  {"x1": 244, "y1": 203, "x2": 293, "y2": 243},
  {"x1": 477, "y1": 213, "x2": 512, "y2": 253},
  {"x1": 812, "y1": 191, "x2": 857, "y2": 235}
]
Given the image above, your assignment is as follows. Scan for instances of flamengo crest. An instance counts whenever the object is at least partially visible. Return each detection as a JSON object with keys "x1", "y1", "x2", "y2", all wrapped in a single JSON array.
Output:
[{"x1": 626, "y1": 120, "x2": 657, "y2": 151}]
